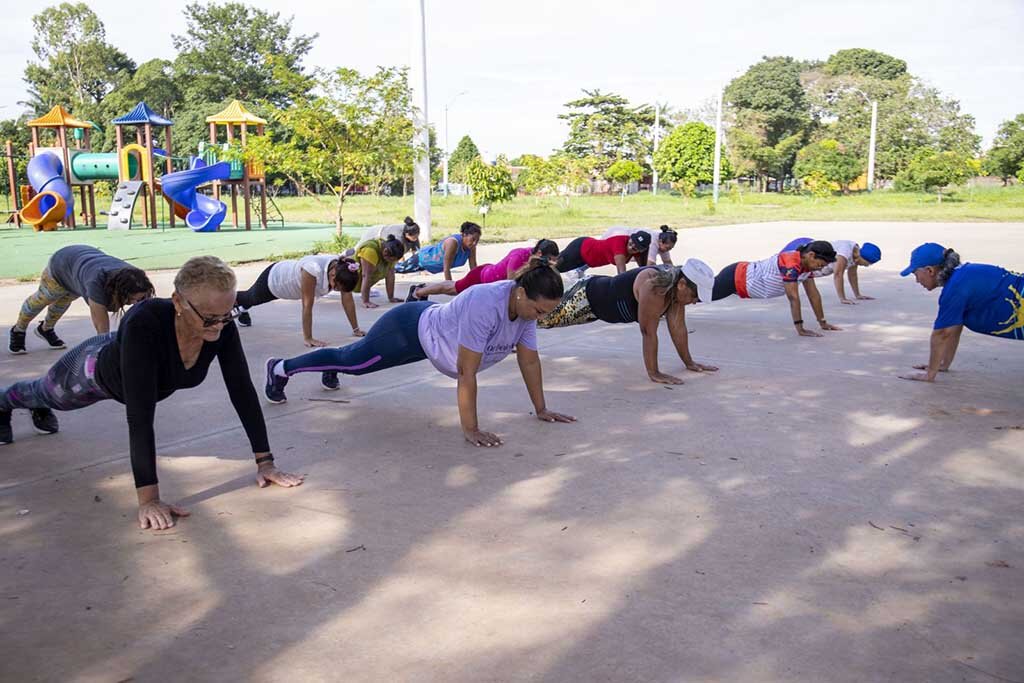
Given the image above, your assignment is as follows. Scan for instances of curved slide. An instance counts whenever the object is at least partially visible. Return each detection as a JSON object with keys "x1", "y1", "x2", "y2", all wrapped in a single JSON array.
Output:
[
  {"x1": 159, "y1": 159, "x2": 232, "y2": 232},
  {"x1": 21, "y1": 152, "x2": 73, "y2": 231}
]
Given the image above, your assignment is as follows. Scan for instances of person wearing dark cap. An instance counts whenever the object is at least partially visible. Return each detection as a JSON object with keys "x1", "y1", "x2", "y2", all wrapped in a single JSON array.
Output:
[
  {"x1": 540, "y1": 259, "x2": 718, "y2": 384},
  {"x1": 898, "y1": 243, "x2": 1023, "y2": 382},
  {"x1": 782, "y1": 237, "x2": 882, "y2": 304},
  {"x1": 555, "y1": 232, "x2": 651, "y2": 275},
  {"x1": 712, "y1": 240, "x2": 842, "y2": 337}
]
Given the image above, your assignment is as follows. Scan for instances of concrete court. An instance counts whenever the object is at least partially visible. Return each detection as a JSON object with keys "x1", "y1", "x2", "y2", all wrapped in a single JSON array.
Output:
[{"x1": 1, "y1": 221, "x2": 1022, "y2": 683}]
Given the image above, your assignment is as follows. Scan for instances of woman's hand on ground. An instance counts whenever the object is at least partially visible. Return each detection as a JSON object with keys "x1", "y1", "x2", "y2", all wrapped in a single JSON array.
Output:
[
  {"x1": 899, "y1": 372, "x2": 934, "y2": 382},
  {"x1": 820, "y1": 322, "x2": 843, "y2": 331},
  {"x1": 388, "y1": 297, "x2": 403, "y2": 304},
  {"x1": 256, "y1": 465, "x2": 305, "y2": 489},
  {"x1": 797, "y1": 327, "x2": 823, "y2": 337},
  {"x1": 464, "y1": 429, "x2": 503, "y2": 447},
  {"x1": 856, "y1": 294, "x2": 875, "y2": 300},
  {"x1": 536, "y1": 409, "x2": 576, "y2": 423},
  {"x1": 304, "y1": 337, "x2": 328, "y2": 348},
  {"x1": 912, "y1": 364, "x2": 948, "y2": 372},
  {"x1": 840, "y1": 298, "x2": 857, "y2": 305},
  {"x1": 138, "y1": 500, "x2": 189, "y2": 530},
  {"x1": 351, "y1": 328, "x2": 366, "y2": 337},
  {"x1": 685, "y1": 362, "x2": 719, "y2": 373},
  {"x1": 362, "y1": 301, "x2": 379, "y2": 309},
  {"x1": 649, "y1": 372, "x2": 685, "y2": 385}
]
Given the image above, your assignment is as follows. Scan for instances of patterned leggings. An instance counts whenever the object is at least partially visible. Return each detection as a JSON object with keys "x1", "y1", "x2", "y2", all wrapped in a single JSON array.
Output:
[
  {"x1": 538, "y1": 277, "x2": 598, "y2": 329},
  {"x1": 0, "y1": 334, "x2": 113, "y2": 413},
  {"x1": 15, "y1": 267, "x2": 77, "y2": 332}
]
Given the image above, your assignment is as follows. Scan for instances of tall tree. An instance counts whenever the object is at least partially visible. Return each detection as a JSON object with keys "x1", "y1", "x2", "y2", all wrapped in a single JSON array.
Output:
[
  {"x1": 793, "y1": 139, "x2": 862, "y2": 192},
  {"x1": 24, "y1": 3, "x2": 135, "y2": 117},
  {"x1": 654, "y1": 122, "x2": 731, "y2": 196},
  {"x1": 172, "y1": 3, "x2": 316, "y2": 107},
  {"x1": 245, "y1": 66, "x2": 416, "y2": 232},
  {"x1": 984, "y1": 114, "x2": 1024, "y2": 184},
  {"x1": 447, "y1": 134, "x2": 480, "y2": 182},
  {"x1": 559, "y1": 89, "x2": 654, "y2": 174},
  {"x1": 823, "y1": 48, "x2": 907, "y2": 81}
]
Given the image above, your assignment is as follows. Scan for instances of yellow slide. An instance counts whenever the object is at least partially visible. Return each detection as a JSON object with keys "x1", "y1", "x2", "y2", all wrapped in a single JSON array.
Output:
[{"x1": 20, "y1": 191, "x2": 67, "y2": 232}]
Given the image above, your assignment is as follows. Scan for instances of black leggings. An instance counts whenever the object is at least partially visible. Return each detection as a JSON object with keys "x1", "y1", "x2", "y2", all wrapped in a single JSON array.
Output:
[
  {"x1": 556, "y1": 237, "x2": 588, "y2": 273},
  {"x1": 712, "y1": 262, "x2": 740, "y2": 301},
  {"x1": 235, "y1": 264, "x2": 277, "y2": 309}
]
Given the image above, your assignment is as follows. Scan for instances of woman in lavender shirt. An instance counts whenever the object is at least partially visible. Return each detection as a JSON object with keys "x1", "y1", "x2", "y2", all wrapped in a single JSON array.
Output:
[{"x1": 263, "y1": 258, "x2": 575, "y2": 446}]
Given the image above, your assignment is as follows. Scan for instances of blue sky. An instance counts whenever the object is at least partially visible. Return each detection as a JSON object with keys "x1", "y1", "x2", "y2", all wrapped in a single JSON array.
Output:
[{"x1": 2, "y1": 0, "x2": 1022, "y2": 158}]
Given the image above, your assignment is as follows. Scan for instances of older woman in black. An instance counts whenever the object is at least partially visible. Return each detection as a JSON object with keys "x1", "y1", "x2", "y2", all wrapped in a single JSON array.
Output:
[{"x1": 0, "y1": 256, "x2": 303, "y2": 530}]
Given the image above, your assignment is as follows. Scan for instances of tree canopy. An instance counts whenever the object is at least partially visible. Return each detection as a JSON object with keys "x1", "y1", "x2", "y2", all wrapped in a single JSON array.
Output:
[
  {"x1": 559, "y1": 89, "x2": 654, "y2": 174},
  {"x1": 654, "y1": 122, "x2": 731, "y2": 195}
]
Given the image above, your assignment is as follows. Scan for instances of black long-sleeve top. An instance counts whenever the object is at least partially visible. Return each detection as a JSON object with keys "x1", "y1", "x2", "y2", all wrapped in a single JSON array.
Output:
[{"x1": 95, "y1": 298, "x2": 270, "y2": 488}]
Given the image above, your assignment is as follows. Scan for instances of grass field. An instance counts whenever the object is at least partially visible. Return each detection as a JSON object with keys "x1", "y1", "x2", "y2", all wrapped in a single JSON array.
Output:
[{"x1": 2, "y1": 185, "x2": 1021, "y2": 279}]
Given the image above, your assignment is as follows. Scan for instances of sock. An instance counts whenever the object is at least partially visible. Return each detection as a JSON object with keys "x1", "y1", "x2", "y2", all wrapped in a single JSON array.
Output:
[{"x1": 274, "y1": 361, "x2": 288, "y2": 377}]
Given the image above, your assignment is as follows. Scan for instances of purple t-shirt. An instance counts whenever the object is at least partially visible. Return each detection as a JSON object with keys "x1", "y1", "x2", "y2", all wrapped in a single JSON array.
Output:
[
  {"x1": 417, "y1": 280, "x2": 539, "y2": 379},
  {"x1": 479, "y1": 247, "x2": 531, "y2": 283}
]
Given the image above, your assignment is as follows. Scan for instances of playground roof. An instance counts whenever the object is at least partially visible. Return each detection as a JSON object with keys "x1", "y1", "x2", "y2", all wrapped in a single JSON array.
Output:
[
  {"x1": 112, "y1": 101, "x2": 173, "y2": 127},
  {"x1": 206, "y1": 100, "x2": 267, "y2": 126},
  {"x1": 27, "y1": 105, "x2": 93, "y2": 129}
]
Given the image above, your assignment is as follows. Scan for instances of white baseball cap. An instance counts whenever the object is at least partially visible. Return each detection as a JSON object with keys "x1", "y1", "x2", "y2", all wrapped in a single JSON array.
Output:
[{"x1": 681, "y1": 258, "x2": 714, "y2": 304}]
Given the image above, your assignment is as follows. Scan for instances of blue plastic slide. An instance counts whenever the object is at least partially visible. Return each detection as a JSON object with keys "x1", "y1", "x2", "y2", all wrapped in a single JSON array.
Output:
[
  {"x1": 22, "y1": 152, "x2": 74, "y2": 229},
  {"x1": 159, "y1": 159, "x2": 231, "y2": 232}
]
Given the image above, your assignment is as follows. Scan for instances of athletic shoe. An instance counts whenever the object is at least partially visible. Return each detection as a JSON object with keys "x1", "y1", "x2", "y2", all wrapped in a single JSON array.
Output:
[
  {"x1": 30, "y1": 408, "x2": 59, "y2": 435},
  {"x1": 34, "y1": 323, "x2": 66, "y2": 350},
  {"x1": 321, "y1": 371, "x2": 340, "y2": 391},
  {"x1": 405, "y1": 284, "x2": 423, "y2": 302},
  {"x1": 237, "y1": 310, "x2": 252, "y2": 327},
  {"x1": 0, "y1": 409, "x2": 12, "y2": 445},
  {"x1": 264, "y1": 358, "x2": 289, "y2": 404},
  {"x1": 9, "y1": 327, "x2": 26, "y2": 354}
]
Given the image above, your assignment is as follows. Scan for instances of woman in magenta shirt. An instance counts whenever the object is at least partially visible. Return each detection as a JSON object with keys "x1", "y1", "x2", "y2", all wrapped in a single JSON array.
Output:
[{"x1": 407, "y1": 239, "x2": 560, "y2": 300}]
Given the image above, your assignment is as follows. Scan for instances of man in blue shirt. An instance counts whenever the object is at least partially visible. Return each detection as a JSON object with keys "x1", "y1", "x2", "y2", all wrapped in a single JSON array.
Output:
[{"x1": 899, "y1": 242, "x2": 1023, "y2": 382}]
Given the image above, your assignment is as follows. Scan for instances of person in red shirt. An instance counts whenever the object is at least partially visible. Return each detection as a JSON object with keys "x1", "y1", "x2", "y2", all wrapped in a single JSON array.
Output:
[{"x1": 556, "y1": 232, "x2": 651, "y2": 275}]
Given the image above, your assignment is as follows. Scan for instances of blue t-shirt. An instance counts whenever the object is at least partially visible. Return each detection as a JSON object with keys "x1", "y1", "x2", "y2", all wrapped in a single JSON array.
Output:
[
  {"x1": 417, "y1": 234, "x2": 468, "y2": 273},
  {"x1": 934, "y1": 263, "x2": 1024, "y2": 340}
]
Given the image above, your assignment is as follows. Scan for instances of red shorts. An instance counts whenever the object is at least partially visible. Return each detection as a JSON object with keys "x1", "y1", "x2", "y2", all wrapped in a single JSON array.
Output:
[{"x1": 454, "y1": 265, "x2": 488, "y2": 294}]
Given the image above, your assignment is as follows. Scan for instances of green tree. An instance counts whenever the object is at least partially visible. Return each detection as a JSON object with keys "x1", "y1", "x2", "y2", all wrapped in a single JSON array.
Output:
[
  {"x1": 725, "y1": 57, "x2": 812, "y2": 190},
  {"x1": 465, "y1": 158, "x2": 516, "y2": 221},
  {"x1": 172, "y1": 3, "x2": 315, "y2": 107},
  {"x1": 245, "y1": 66, "x2": 416, "y2": 232},
  {"x1": 894, "y1": 150, "x2": 976, "y2": 200},
  {"x1": 823, "y1": 48, "x2": 907, "y2": 80},
  {"x1": 983, "y1": 114, "x2": 1024, "y2": 184},
  {"x1": 605, "y1": 159, "x2": 644, "y2": 199},
  {"x1": 559, "y1": 89, "x2": 653, "y2": 175},
  {"x1": 793, "y1": 139, "x2": 862, "y2": 193},
  {"x1": 654, "y1": 122, "x2": 731, "y2": 196},
  {"x1": 23, "y1": 2, "x2": 135, "y2": 126},
  {"x1": 447, "y1": 135, "x2": 480, "y2": 182}
]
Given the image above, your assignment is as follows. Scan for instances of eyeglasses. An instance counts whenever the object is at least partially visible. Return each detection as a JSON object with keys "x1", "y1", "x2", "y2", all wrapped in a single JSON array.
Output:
[{"x1": 182, "y1": 296, "x2": 240, "y2": 327}]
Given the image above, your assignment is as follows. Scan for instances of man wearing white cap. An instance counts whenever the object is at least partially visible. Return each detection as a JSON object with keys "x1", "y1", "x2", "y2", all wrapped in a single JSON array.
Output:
[{"x1": 540, "y1": 260, "x2": 717, "y2": 385}]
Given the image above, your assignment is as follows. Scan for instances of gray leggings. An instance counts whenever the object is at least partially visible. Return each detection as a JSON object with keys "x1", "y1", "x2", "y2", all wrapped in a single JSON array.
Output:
[{"x1": 0, "y1": 334, "x2": 114, "y2": 413}]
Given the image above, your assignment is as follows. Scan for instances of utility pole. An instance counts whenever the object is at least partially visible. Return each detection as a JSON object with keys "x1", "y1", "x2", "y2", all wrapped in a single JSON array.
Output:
[
  {"x1": 713, "y1": 87, "x2": 723, "y2": 204},
  {"x1": 867, "y1": 99, "x2": 878, "y2": 192},
  {"x1": 411, "y1": 0, "x2": 431, "y2": 241}
]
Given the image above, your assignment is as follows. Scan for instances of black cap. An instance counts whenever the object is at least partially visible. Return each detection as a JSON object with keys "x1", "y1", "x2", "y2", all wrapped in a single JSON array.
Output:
[{"x1": 629, "y1": 231, "x2": 652, "y2": 250}]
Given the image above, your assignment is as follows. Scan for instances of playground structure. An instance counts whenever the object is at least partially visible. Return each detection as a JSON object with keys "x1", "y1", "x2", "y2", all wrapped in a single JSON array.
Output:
[{"x1": 4, "y1": 99, "x2": 274, "y2": 232}]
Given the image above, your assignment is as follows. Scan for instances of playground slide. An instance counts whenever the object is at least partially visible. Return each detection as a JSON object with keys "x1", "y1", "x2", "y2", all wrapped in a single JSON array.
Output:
[
  {"x1": 21, "y1": 152, "x2": 73, "y2": 231},
  {"x1": 159, "y1": 160, "x2": 231, "y2": 232}
]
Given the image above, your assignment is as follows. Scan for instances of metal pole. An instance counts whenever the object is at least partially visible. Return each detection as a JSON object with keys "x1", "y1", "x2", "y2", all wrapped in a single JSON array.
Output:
[
  {"x1": 867, "y1": 100, "x2": 878, "y2": 192},
  {"x1": 411, "y1": 0, "x2": 432, "y2": 241},
  {"x1": 652, "y1": 103, "x2": 660, "y2": 195},
  {"x1": 713, "y1": 88, "x2": 723, "y2": 204},
  {"x1": 442, "y1": 104, "x2": 449, "y2": 197}
]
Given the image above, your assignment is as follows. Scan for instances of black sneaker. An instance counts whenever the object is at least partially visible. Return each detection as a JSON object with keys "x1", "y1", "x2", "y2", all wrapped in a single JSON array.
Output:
[
  {"x1": 34, "y1": 323, "x2": 66, "y2": 350},
  {"x1": 9, "y1": 327, "x2": 26, "y2": 354},
  {"x1": 321, "y1": 371, "x2": 340, "y2": 391},
  {"x1": 237, "y1": 310, "x2": 252, "y2": 327},
  {"x1": 0, "y1": 410, "x2": 12, "y2": 445},
  {"x1": 265, "y1": 358, "x2": 289, "y2": 404},
  {"x1": 405, "y1": 284, "x2": 424, "y2": 302},
  {"x1": 30, "y1": 408, "x2": 59, "y2": 435}
]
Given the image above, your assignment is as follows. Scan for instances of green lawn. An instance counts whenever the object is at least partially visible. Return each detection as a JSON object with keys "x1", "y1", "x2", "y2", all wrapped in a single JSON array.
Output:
[{"x1": 2, "y1": 185, "x2": 1021, "y2": 279}]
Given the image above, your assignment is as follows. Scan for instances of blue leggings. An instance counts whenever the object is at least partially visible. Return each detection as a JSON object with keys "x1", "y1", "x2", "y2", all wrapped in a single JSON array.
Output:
[{"x1": 282, "y1": 301, "x2": 433, "y2": 376}]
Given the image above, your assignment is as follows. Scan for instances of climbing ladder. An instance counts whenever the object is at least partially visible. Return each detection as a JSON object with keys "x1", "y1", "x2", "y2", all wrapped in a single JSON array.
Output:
[{"x1": 107, "y1": 181, "x2": 144, "y2": 230}]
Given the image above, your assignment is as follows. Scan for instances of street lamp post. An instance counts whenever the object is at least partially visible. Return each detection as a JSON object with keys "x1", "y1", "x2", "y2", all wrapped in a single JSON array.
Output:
[
  {"x1": 411, "y1": 0, "x2": 431, "y2": 241},
  {"x1": 442, "y1": 91, "x2": 467, "y2": 198},
  {"x1": 652, "y1": 102, "x2": 661, "y2": 196},
  {"x1": 713, "y1": 87, "x2": 723, "y2": 204},
  {"x1": 850, "y1": 88, "x2": 878, "y2": 192}
]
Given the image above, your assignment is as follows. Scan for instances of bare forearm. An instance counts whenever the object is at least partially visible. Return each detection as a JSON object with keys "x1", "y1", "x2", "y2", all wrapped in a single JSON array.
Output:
[
  {"x1": 833, "y1": 272, "x2": 847, "y2": 300},
  {"x1": 90, "y1": 307, "x2": 111, "y2": 333},
  {"x1": 641, "y1": 329, "x2": 661, "y2": 377},
  {"x1": 301, "y1": 305, "x2": 314, "y2": 340},
  {"x1": 457, "y1": 376, "x2": 479, "y2": 432},
  {"x1": 361, "y1": 276, "x2": 373, "y2": 303},
  {"x1": 519, "y1": 359, "x2": 547, "y2": 412},
  {"x1": 341, "y1": 293, "x2": 359, "y2": 330},
  {"x1": 807, "y1": 289, "x2": 826, "y2": 322}
]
